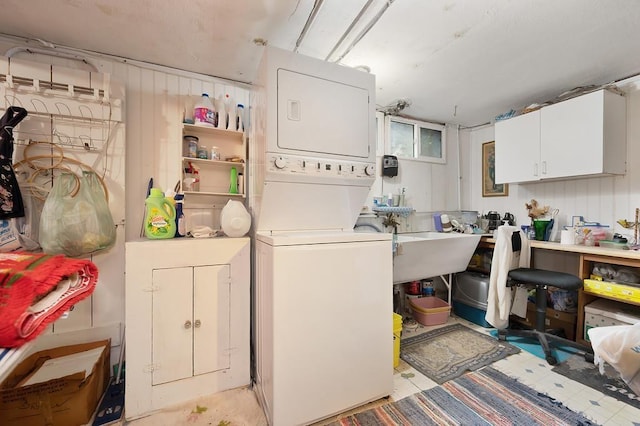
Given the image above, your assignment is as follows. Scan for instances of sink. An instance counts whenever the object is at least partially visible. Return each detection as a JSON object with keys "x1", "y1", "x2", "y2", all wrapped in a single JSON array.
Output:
[{"x1": 393, "y1": 232, "x2": 481, "y2": 284}]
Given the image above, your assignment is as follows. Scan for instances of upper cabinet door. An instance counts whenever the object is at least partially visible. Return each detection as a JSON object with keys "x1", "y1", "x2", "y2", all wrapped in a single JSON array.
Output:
[
  {"x1": 541, "y1": 89, "x2": 626, "y2": 179},
  {"x1": 494, "y1": 110, "x2": 541, "y2": 184}
]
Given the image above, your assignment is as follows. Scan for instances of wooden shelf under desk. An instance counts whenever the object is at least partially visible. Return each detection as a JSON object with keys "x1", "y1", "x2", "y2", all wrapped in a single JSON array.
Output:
[{"x1": 480, "y1": 236, "x2": 640, "y2": 345}]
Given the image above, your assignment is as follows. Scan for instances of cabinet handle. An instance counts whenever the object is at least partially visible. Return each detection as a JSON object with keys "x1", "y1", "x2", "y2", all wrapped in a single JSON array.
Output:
[
  {"x1": 541, "y1": 161, "x2": 547, "y2": 175},
  {"x1": 194, "y1": 319, "x2": 201, "y2": 328},
  {"x1": 184, "y1": 320, "x2": 192, "y2": 329}
]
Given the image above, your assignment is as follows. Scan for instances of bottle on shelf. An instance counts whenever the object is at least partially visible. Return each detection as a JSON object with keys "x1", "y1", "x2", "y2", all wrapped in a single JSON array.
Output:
[
  {"x1": 210, "y1": 146, "x2": 221, "y2": 161},
  {"x1": 237, "y1": 104, "x2": 244, "y2": 132},
  {"x1": 197, "y1": 145, "x2": 208, "y2": 159},
  {"x1": 174, "y1": 193, "x2": 185, "y2": 237},
  {"x1": 226, "y1": 96, "x2": 236, "y2": 131},
  {"x1": 193, "y1": 93, "x2": 215, "y2": 127},
  {"x1": 215, "y1": 95, "x2": 226, "y2": 129},
  {"x1": 183, "y1": 135, "x2": 198, "y2": 158},
  {"x1": 229, "y1": 166, "x2": 238, "y2": 194},
  {"x1": 237, "y1": 172, "x2": 244, "y2": 195},
  {"x1": 144, "y1": 188, "x2": 177, "y2": 239}
]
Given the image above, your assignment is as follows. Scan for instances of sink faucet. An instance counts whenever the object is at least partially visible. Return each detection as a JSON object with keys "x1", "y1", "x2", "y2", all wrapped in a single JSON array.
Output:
[
  {"x1": 382, "y1": 213, "x2": 400, "y2": 254},
  {"x1": 354, "y1": 223, "x2": 382, "y2": 233}
]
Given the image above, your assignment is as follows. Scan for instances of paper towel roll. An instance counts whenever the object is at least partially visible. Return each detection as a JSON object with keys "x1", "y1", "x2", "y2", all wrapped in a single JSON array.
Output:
[{"x1": 560, "y1": 229, "x2": 575, "y2": 245}]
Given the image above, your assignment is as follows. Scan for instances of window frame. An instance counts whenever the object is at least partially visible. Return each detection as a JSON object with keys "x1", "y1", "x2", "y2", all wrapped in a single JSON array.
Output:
[{"x1": 384, "y1": 115, "x2": 446, "y2": 164}]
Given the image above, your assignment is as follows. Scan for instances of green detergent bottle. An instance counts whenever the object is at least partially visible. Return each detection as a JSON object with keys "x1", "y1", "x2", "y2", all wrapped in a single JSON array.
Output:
[
  {"x1": 229, "y1": 166, "x2": 238, "y2": 194},
  {"x1": 144, "y1": 188, "x2": 177, "y2": 239}
]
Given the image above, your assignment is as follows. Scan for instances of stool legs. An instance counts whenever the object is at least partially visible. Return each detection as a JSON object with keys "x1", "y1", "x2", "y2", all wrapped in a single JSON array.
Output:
[{"x1": 534, "y1": 285, "x2": 547, "y2": 332}]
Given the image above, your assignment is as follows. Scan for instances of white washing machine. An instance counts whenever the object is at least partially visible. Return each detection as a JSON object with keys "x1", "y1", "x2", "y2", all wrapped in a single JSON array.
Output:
[{"x1": 254, "y1": 231, "x2": 392, "y2": 425}]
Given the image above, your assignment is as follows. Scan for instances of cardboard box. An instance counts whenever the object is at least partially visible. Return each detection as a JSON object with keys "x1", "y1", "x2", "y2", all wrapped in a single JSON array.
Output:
[
  {"x1": 511, "y1": 302, "x2": 577, "y2": 341},
  {"x1": 584, "y1": 298, "x2": 640, "y2": 342},
  {"x1": 0, "y1": 339, "x2": 110, "y2": 426}
]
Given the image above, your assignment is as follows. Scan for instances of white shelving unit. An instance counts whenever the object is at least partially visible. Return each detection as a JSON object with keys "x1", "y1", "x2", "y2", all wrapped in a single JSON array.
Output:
[{"x1": 181, "y1": 124, "x2": 245, "y2": 197}]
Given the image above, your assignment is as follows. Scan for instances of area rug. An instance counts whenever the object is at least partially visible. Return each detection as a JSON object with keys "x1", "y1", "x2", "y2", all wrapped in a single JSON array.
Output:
[
  {"x1": 552, "y1": 354, "x2": 640, "y2": 410},
  {"x1": 330, "y1": 366, "x2": 597, "y2": 425},
  {"x1": 400, "y1": 323, "x2": 520, "y2": 384}
]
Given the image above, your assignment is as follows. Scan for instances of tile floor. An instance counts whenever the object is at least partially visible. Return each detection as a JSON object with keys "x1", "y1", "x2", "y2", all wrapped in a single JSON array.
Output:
[{"x1": 123, "y1": 315, "x2": 640, "y2": 426}]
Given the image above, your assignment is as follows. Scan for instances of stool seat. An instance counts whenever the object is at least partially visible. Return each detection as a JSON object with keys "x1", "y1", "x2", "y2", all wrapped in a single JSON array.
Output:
[{"x1": 508, "y1": 268, "x2": 583, "y2": 290}]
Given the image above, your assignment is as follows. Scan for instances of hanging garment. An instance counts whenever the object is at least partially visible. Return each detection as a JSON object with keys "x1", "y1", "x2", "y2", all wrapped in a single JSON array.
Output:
[
  {"x1": 485, "y1": 225, "x2": 531, "y2": 329},
  {"x1": 0, "y1": 106, "x2": 28, "y2": 219}
]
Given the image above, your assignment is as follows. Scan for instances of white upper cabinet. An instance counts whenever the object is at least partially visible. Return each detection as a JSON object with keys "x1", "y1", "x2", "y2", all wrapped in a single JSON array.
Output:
[
  {"x1": 540, "y1": 90, "x2": 626, "y2": 179},
  {"x1": 495, "y1": 110, "x2": 541, "y2": 183},
  {"x1": 495, "y1": 89, "x2": 626, "y2": 183}
]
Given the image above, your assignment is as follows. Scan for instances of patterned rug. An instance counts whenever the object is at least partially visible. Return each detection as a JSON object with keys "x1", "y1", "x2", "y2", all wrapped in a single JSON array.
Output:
[
  {"x1": 552, "y1": 353, "x2": 640, "y2": 410},
  {"x1": 329, "y1": 366, "x2": 597, "y2": 425},
  {"x1": 400, "y1": 323, "x2": 520, "y2": 384}
]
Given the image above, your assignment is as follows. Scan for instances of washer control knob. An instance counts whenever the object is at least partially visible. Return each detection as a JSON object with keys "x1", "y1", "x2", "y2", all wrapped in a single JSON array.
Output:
[
  {"x1": 364, "y1": 164, "x2": 375, "y2": 176},
  {"x1": 274, "y1": 157, "x2": 287, "y2": 169}
]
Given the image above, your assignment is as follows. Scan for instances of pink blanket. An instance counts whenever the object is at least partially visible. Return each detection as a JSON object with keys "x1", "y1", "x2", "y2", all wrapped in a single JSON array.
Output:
[{"x1": 0, "y1": 252, "x2": 98, "y2": 347}]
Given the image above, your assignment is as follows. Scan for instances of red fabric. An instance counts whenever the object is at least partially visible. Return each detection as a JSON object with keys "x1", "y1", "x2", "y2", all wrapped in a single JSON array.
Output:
[{"x1": 0, "y1": 251, "x2": 98, "y2": 347}]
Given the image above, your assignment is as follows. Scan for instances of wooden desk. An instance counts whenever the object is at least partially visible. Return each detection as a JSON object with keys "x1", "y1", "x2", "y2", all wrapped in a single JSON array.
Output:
[{"x1": 479, "y1": 237, "x2": 640, "y2": 345}]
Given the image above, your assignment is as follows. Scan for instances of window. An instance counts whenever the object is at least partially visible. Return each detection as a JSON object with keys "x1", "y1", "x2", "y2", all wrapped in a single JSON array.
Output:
[{"x1": 385, "y1": 116, "x2": 446, "y2": 164}]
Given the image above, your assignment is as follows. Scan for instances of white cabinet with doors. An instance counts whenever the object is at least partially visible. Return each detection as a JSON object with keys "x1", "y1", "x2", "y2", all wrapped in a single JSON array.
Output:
[
  {"x1": 495, "y1": 89, "x2": 626, "y2": 184},
  {"x1": 125, "y1": 237, "x2": 250, "y2": 420}
]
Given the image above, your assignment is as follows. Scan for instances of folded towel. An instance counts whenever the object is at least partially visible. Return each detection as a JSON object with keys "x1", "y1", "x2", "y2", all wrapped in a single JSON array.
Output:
[{"x1": 0, "y1": 252, "x2": 98, "y2": 347}]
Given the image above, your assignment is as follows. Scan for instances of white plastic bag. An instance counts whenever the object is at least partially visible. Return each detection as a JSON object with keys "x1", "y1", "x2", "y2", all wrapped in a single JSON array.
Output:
[{"x1": 588, "y1": 322, "x2": 640, "y2": 395}]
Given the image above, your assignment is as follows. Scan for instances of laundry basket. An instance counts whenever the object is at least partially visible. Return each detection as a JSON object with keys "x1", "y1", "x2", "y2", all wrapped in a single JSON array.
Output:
[{"x1": 410, "y1": 297, "x2": 451, "y2": 326}]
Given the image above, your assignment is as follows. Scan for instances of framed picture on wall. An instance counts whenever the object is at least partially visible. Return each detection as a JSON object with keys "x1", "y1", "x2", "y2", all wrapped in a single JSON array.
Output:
[{"x1": 482, "y1": 141, "x2": 509, "y2": 197}]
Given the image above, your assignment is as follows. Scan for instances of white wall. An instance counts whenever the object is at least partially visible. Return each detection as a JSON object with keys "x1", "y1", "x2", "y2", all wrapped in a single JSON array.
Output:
[{"x1": 463, "y1": 86, "x2": 640, "y2": 240}]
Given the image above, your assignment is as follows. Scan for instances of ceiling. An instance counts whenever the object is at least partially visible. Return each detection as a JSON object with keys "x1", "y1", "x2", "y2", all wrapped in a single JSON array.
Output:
[{"x1": 2, "y1": 0, "x2": 640, "y2": 127}]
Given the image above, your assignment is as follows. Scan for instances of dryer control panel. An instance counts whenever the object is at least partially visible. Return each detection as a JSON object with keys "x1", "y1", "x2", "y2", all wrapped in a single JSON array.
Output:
[{"x1": 265, "y1": 153, "x2": 375, "y2": 186}]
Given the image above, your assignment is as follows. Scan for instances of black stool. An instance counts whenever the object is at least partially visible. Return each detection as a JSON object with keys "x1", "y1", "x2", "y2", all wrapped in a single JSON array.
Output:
[{"x1": 498, "y1": 267, "x2": 593, "y2": 365}]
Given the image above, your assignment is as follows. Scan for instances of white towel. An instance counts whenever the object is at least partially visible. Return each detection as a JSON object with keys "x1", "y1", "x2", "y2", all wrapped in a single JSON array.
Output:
[{"x1": 485, "y1": 226, "x2": 530, "y2": 329}]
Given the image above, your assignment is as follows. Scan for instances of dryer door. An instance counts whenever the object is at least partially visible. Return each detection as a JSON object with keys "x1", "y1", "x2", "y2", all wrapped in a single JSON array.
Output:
[{"x1": 277, "y1": 69, "x2": 370, "y2": 159}]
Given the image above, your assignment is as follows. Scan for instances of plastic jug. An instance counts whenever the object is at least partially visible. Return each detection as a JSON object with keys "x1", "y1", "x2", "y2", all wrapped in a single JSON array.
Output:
[
  {"x1": 215, "y1": 95, "x2": 226, "y2": 129},
  {"x1": 220, "y1": 199, "x2": 251, "y2": 237},
  {"x1": 144, "y1": 188, "x2": 177, "y2": 239},
  {"x1": 193, "y1": 93, "x2": 215, "y2": 127}
]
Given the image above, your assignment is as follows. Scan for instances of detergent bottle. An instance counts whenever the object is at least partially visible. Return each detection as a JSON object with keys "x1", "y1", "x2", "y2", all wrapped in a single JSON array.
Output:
[
  {"x1": 144, "y1": 188, "x2": 176, "y2": 239},
  {"x1": 193, "y1": 93, "x2": 215, "y2": 127},
  {"x1": 229, "y1": 166, "x2": 239, "y2": 194}
]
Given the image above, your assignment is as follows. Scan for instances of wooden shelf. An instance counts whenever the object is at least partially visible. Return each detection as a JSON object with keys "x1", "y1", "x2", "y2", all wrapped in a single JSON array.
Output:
[
  {"x1": 182, "y1": 157, "x2": 245, "y2": 167},
  {"x1": 184, "y1": 191, "x2": 245, "y2": 198},
  {"x1": 182, "y1": 123, "x2": 244, "y2": 138}
]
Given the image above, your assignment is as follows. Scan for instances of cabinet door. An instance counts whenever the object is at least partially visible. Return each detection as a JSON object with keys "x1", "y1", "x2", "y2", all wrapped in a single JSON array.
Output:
[
  {"x1": 540, "y1": 90, "x2": 605, "y2": 179},
  {"x1": 494, "y1": 110, "x2": 541, "y2": 183},
  {"x1": 193, "y1": 265, "x2": 231, "y2": 375},
  {"x1": 152, "y1": 267, "x2": 194, "y2": 385}
]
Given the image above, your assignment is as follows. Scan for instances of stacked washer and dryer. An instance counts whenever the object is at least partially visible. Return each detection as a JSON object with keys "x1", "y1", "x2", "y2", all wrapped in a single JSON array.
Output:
[{"x1": 249, "y1": 47, "x2": 393, "y2": 425}]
